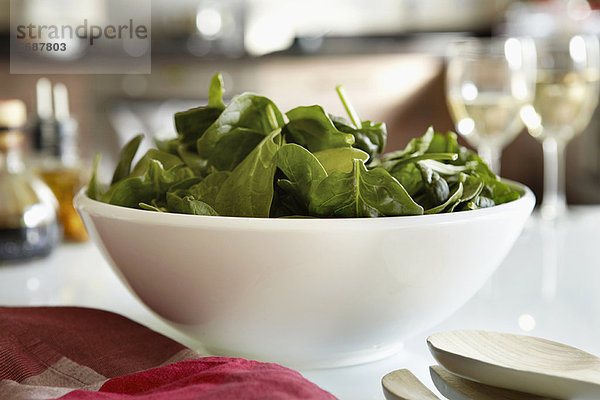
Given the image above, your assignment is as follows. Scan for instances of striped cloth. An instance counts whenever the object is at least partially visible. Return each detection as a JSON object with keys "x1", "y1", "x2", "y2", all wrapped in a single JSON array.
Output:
[{"x1": 0, "y1": 307, "x2": 337, "y2": 400}]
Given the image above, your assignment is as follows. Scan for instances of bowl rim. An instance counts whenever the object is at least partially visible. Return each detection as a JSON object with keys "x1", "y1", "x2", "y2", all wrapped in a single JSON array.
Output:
[{"x1": 74, "y1": 179, "x2": 535, "y2": 229}]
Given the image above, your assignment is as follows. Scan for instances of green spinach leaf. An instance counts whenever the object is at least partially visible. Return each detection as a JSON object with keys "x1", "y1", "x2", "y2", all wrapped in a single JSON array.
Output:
[
  {"x1": 196, "y1": 94, "x2": 285, "y2": 161},
  {"x1": 309, "y1": 159, "x2": 423, "y2": 217},
  {"x1": 313, "y1": 147, "x2": 369, "y2": 174},
  {"x1": 87, "y1": 154, "x2": 103, "y2": 200},
  {"x1": 176, "y1": 145, "x2": 210, "y2": 176},
  {"x1": 285, "y1": 105, "x2": 355, "y2": 153},
  {"x1": 207, "y1": 128, "x2": 265, "y2": 171},
  {"x1": 276, "y1": 143, "x2": 328, "y2": 210},
  {"x1": 215, "y1": 128, "x2": 283, "y2": 217},
  {"x1": 208, "y1": 72, "x2": 226, "y2": 110},
  {"x1": 139, "y1": 200, "x2": 167, "y2": 212},
  {"x1": 187, "y1": 170, "x2": 231, "y2": 208},
  {"x1": 389, "y1": 162, "x2": 423, "y2": 197},
  {"x1": 424, "y1": 182, "x2": 464, "y2": 214},
  {"x1": 130, "y1": 149, "x2": 184, "y2": 177},
  {"x1": 330, "y1": 115, "x2": 387, "y2": 160},
  {"x1": 111, "y1": 134, "x2": 144, "y2": 184},
  {"x1": 174, "y1": 73, "x2": 226, "y2": 150},
  {"x1": 381, "y1": 126, "x2": 434, "y2": 163},
  {"x1": 103, "y1": 161, "x2": 194, "y2": 209},
  {"x1": 166, "y1": 192, "x2": 218, "y2": 216},
  {"x1": 416, "y1": 161, "x2": 450, "y2": 209}
]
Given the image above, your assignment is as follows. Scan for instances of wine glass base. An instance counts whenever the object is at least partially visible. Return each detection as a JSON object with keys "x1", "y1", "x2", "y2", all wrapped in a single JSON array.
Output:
[{"x1": 540, "y1": 202, "x2": 567, "y2": 221}]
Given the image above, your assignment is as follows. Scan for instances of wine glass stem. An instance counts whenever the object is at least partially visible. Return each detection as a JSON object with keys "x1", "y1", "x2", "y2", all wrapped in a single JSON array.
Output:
[
  {"x1": 478, "y1": 145, "x2": 501, "y2": 175},
  {"x1": 541, "y1": 136, "x2": 567, "y2": 219}
]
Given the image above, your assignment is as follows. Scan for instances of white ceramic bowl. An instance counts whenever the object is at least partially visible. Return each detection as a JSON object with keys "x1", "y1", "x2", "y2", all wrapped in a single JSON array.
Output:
[{"x1": 74, "y1": 181, "x2": 534, "y2": 368}]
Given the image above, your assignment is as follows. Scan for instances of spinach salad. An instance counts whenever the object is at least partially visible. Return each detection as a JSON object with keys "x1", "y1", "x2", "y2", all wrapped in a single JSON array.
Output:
[{"x1": 88, "y1": 73, "x2": 520, "y2": 218}]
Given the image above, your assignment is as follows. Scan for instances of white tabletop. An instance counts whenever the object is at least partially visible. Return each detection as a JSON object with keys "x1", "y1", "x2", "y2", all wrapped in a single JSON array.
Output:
[{"x1": 1, "y1": 207, "x2": 599, "y2": 399}]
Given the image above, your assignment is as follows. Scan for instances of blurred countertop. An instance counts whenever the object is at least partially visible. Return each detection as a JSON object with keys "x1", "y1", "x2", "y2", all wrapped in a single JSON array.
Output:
[{"x1": 1, "y1": 207, "x2": 599, "y2": 399}]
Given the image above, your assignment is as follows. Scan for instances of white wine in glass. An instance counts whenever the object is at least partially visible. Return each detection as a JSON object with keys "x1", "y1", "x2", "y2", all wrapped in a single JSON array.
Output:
[
  {"x1": 446, "y1": 37, "x2": 537, "y2": 175},
  {"x1": 520, "y1": 35, "x2": 600, "y2": 219}
]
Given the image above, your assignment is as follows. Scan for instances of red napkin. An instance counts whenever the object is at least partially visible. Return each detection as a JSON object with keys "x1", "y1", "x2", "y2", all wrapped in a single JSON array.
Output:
[{"x1": 0, "y1": 307, "x2": 337, "y2": 400}]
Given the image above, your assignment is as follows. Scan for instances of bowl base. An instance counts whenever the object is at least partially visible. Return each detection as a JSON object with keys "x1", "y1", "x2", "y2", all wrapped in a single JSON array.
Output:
[{"x1": 202, "y1": 342, "x2": 405, "y2": 369}]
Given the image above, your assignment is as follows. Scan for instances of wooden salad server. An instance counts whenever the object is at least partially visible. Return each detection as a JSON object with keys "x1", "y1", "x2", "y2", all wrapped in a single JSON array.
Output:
[
  {"x1": 382, "y1": 369, "x2": 440, "y2": 400},
  {"x1": 427, "y1": 330, "x2": 600, "y2": 400},
  {"x1": 429, "y1": 365, "x2": 552, "y2": 400},
  {"x1": 381, "y1": 366, "x2": 551, "y2": 400}
]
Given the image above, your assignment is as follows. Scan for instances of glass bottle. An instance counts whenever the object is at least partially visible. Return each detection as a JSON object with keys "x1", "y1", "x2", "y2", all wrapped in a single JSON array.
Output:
[
  {"x1": 0, "y1": 99, "x2": 60, "y2": 262},
  {"x1": 31, "y1": 79, "x2": 89, "y2": 242}
]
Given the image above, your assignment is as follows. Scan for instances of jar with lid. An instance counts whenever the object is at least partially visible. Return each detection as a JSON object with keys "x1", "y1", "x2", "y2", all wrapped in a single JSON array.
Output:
[{"x1": 0, "y1": 99, "x2": 60, "y2": 262}]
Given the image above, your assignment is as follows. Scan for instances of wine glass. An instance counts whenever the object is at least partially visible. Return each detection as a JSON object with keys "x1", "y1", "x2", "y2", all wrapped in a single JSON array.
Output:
[
  {"x1": 520, "y1": 34, "x2": 600, "y2": 220},
  {"x1": 446, "y1": 37, "x2": 537, "y2": 175}
]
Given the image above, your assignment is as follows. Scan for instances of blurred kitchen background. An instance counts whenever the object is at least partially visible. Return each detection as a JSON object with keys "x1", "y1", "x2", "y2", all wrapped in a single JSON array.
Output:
[{"x1": 1, "y1": 0, "x2": 600, "y2": 205}]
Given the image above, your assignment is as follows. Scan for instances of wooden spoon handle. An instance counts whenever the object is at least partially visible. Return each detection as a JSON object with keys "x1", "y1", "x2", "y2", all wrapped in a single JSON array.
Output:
[{"x1": 382, "y1": 369, "x2": 440, "y2": 400}]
